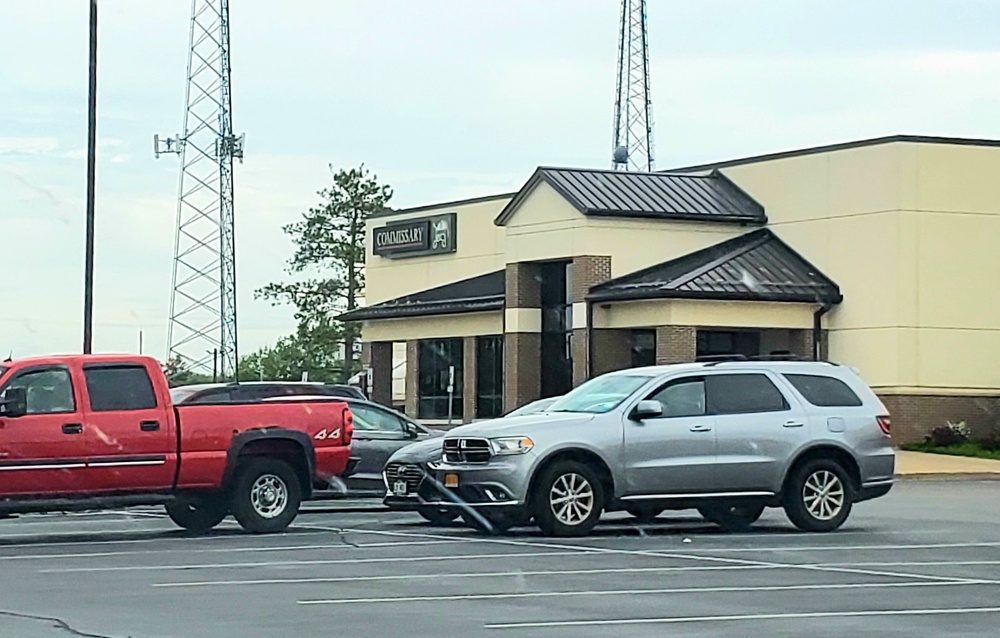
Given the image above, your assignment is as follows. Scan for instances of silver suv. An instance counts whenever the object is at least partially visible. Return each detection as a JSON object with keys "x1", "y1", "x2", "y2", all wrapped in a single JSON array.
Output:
[{"x1": 433, "y1": 361, "x2": 894, "y2": 537}]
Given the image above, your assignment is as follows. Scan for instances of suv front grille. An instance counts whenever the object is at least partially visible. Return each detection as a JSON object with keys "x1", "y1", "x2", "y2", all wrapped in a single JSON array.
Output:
[
  {"x1": 384, "y1": 462, "x2": 424, "y2": 492},
  {"x1": 443, "y1": 438, "x2": 492, "y2": 464}
]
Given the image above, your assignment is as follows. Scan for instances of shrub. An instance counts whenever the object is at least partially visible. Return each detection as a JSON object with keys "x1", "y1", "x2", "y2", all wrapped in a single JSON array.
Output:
[{"x1": 925, "y1": 421, "x2": 970, "y2": 447}]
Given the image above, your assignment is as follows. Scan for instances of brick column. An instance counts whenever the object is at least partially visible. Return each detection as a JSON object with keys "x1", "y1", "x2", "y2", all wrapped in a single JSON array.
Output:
[
  {"x1": 504, "y1": 263, "x2": 543, "y2": 411},
  {"x1": 368, "y1": 341, "x2": 393, "y2": 407},
  {"x1": 592, "y1": 329, "x2": 632, "y2": 375},
  {"x1": 655, "y1": 326, "x2": 696, "y2": 364},
  {"x1": 789, "y1": 329, "x2": 829, "y2": 360},
  {"x1": 570, "y1": 256, "x2": 612, "y2": 385},
  {"x1": 404, "y1": 340, "x2": 419, "y2": 418},
  {"x1": 463, "y1": 336, "x2": 477, "y2": 423}
]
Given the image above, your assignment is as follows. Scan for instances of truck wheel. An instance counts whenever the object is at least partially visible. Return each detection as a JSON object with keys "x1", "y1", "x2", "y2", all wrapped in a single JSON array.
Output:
[
  {"x1": 165, "y1": 496, "x2": 228, "y2": 534},
  {"x1": 230, "y1": 458, "x2": 302, "y2": 534},
  {"x1": 533, "y1": 460, "x2": 604, "y2": 537},
  {"x1": 698, "y1": 502, "x2": 765, "y2": 532},
  {"x1": 783, "y1": 458, "x2": 854, "y2": 533},
  {"x1": 625, "y1": 505, "x2": 663, "y2": 523},
  {"x1": 418, "y1": 505, "x2": 459, "y2": 525}
]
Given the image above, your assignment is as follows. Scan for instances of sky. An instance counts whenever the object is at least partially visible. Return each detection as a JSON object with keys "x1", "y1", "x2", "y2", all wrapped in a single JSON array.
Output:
[{"x1": 2, "y1": 0, "x2": 1000, "y2": 361}]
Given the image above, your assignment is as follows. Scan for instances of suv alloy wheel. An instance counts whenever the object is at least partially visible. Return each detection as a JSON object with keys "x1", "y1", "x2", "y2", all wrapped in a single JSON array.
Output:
[
  {"x1": 533, "y1": 460, "x2": 605, "y2": 537},
  {"x1": 783, "y1": 458, "x2": 854, "y2": 532}
]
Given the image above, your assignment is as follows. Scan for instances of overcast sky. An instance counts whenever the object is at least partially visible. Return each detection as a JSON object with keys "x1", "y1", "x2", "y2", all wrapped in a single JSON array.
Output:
[{"x1": 2, "y1": 0, "x2": 999, "y2": 361}]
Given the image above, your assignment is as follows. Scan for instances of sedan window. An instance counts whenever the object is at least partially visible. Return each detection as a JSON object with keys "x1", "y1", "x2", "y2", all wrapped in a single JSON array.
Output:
[{"x1": 350, "y1": 403, "x2": 405, "y2": 433}]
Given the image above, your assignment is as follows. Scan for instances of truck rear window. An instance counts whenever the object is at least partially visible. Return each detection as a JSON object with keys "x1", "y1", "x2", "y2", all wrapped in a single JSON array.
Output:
[
  {"x1": 784, "y1": 373, "x2": 863, "y2": 407},
  {"x1": 84, "y1": 365, "x2": 158, "y2": 411}
]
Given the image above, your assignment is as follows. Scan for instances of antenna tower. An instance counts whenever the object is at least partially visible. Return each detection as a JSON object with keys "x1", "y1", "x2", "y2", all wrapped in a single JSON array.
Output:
[
  {"x1": 156, "y1": 0, "x2": 244, "y2": 378},
  {"x1": 612, "y1": 0, "x2": 655, "y2": 171}
]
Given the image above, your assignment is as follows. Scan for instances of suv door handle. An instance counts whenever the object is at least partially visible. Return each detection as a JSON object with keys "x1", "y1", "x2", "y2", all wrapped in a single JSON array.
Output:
[
  {"x1": 62, "y1": 423, "x2": 83, "y2": 435},
  {"x1": 140, "y1": 421, "x2": 160, "y2": 432},
  {"x1": 783, "y1": 420, "x2": 805, "y2": 428},
  {"x1": 689, "y1": 424, "x2": 712, "y2": 432}
]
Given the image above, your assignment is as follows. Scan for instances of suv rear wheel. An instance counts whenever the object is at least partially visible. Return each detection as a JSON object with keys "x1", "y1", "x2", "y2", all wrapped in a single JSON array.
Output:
[
  {"x1": 783, "y1": 458, "x2": 854, "y2": 532},
  {"x1": 418, "y1": 505, "x2": 459, "y2": 525},
  {"x1": 230, "y1": 458, "x2": 302, "y2": 534},
  {"x1": 698, "y1": 502, "x2": 765, "y2": 532},
  {"x1": 165, "y1": 495, "x2": 228, "y2": 534},
  {"x1": 533, "y1": 460, "x2": 604, "y2": 537}
]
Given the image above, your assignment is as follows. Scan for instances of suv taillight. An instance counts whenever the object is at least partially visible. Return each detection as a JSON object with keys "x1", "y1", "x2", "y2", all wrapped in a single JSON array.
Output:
[
  {"x1": 342, "y1": 407, "x2": 353, "y2": 445},
  {"x1": 877, "y1": 415, "x2": 891, "y2": 437}
]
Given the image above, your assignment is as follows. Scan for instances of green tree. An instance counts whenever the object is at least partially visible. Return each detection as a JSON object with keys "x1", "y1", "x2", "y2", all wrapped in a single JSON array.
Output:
[
  {"x1": 257, "y1": 164, "x2": 392, "y2": 382},
  {"x1": 237, "y1": 332, "x2": 343, "y2": 383},
  {"x1": 161, "y1": 357, "x2": 213, "y2": 388}
]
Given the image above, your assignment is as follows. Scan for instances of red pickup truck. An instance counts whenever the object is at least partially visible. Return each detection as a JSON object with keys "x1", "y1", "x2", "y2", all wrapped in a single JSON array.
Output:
[{"x1": 0, "y1": 354, "x2": 353, "y2": 534}]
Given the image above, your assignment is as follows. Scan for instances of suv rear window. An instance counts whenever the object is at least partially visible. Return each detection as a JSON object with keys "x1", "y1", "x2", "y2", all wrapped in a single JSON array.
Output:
[
  {"x1": 706, "y1": 373, "x2": 789, "y2": 414},
  {"x1": 784, "y1": 374, "x2": 863, "y2": 407}
]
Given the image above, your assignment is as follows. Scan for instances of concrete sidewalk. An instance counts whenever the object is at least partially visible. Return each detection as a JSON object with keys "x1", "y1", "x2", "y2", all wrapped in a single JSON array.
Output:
[{"x1": 895, "y1": 449, "x2": 1000, "y2": 479}]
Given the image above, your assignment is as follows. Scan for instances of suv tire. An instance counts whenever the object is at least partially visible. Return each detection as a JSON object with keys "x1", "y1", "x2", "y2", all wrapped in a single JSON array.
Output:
[
  {"x1": 165, "y1": 495, "x2": 228, "y2": 533},
  {"x1": 698, "y1": 502, "x2": 765, "y2": 532},
  {"x1": 783, "y1": 458, "x2": 854, "y2": 532},
  {"x1": 230, "y1": 458, "x2": 302, "y2": 534},
  {"x1": 533, "y1": 460, "x2": 605, "y2": 537},
  {"x1": 625, "y1": 505, "x2": 664, "y2": 523},
  {"x1": 418, "y1": 505, "x2": 459, "y2": 525}
]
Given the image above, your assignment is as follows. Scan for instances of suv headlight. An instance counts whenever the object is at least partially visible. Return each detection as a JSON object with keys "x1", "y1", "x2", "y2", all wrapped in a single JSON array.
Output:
[{"x1": 489, "y1": 436, "x2": 534, "y2": 455}]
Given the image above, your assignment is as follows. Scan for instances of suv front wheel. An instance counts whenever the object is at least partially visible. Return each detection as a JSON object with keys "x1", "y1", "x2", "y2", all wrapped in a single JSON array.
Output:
[
  {"x1": 533, "y1": 460, "x2": 605, "y2": 537},
  {"x1": 783, "y1": 458, "x2": 854, "y2": 532}
]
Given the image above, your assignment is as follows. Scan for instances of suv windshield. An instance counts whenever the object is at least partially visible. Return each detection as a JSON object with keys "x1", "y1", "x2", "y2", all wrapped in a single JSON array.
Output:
[{"x1": 549, "y1": 374, "x2": 653, "y2": 414}]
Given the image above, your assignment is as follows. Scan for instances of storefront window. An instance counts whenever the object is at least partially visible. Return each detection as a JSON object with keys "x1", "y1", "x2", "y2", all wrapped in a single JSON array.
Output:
[
  {"x1": 631, "y1": 330, "x2": 656, "y2": 367},
  {"x1": 696, "y1": 330, "x2": 761, "y2": 359},
  {"x1": 476, "y1": 336, "x2": 503, "y2": 418},
  {"x1": 540, "y1": 260, "x2": 573, "y2": 398},
  {"x1": 417, "y1": 339, "x2": 463, "y2": 420}
]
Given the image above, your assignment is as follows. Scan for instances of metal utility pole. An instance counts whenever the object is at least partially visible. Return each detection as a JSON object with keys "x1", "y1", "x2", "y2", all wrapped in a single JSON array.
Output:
[
  {"x1": 612, "y1": 0, "x2": 655, "y2": 172},
  {"x1": 156, "y1": 0, "x2": 244, "y2": 379},
  {"x1": 83, "y1": 0, "x2": 98, "y2": 354}
]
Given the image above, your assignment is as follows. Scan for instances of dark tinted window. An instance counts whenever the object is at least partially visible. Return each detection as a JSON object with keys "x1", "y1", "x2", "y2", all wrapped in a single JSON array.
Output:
[
  {"x1": 476, "y1": 336, "x2": 504, "y2": 419},
  {"x1": 785, "y1": 374, "x2": 863, "y2": 407},
  {"x1": 84, "y1": 365, "x2": 157, "y2": 411},
  {"x1": 2, "y1": 368, "x2": 75, "y2": 414},
  {"x1": 320, "y1": 385, "x2": 364, "y2": 399},
  {"x1": 418, "y1": 338, "x2": 463, "y2": 419},
  {"x1": 631, "y1": 330, "x2": 656, "y2": 368},
  {"x1": 706, "y1": 373, "x2": 788, "y2": 415},
  {"x1": 648, "y1": 378, "x2": 705, "y2": 418}
]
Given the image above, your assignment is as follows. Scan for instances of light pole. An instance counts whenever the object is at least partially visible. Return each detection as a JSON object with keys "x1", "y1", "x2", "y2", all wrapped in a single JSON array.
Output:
[{"x1": 83, "y1": 0, "x2": 98, "y2": 354}]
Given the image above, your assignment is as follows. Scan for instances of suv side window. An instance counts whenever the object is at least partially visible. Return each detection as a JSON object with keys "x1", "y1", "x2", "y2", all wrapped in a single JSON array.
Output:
[
  {"x1": 784, "y1": 374, "x2": 863, "y2": 407},
  {"x1": 350, "y1": 403, "x2": 405, "y2": 433},
  {"x1": 84, "y1": 365, "x2": 157, "y2": 412},
  {"x1": 706, "y1": 373, "x2": 788, "y2": 415},
  {"x1": 647, "y1": 377, "x2": 706, "y2": 418},
  {"x1": 1, "y1": 367, "x2": 76, "y2": 415}
]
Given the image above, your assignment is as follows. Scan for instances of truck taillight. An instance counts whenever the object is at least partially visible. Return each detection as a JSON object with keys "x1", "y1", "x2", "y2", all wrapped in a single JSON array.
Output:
[
  {"x1": 877, "y1": 415, "x2": 891, "y2": 437},
  {"x1": 342, "y1": 407, "x2": 353, "y2": 445}
]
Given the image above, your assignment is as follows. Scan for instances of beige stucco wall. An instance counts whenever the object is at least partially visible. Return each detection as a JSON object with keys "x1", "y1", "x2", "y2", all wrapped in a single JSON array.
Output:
[
  {"x1": 362, "y1": 312, "x2": 503, "y2": 342},
  {"x1": 719, "y1": 141, "x2": 1000, "y2": 392},
  {"x1": 364, "y1": 196, "x2": 510, "y2": 305},
  {"x1": 595, "y1": 299, "x2": 815, "y2": 330}
]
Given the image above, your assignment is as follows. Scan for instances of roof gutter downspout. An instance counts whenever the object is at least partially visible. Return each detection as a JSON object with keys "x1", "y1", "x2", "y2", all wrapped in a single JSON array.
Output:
[
  {"x1": 813, "y1": 303, "x2": 832, "y2": 361},
  {"x1": 586, "y1": 300, "x2": 595, "y2": 380}
]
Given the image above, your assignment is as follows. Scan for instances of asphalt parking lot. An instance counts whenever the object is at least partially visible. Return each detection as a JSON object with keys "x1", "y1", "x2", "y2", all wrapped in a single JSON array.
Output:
[{"x1": 0, "y1": 480, "x2": 998, "y2": 638}]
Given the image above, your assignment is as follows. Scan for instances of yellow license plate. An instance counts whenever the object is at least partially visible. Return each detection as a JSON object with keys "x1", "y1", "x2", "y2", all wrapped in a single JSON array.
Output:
[{"x1": 444, "y1": 473, "x2": 459, "y2": 488}]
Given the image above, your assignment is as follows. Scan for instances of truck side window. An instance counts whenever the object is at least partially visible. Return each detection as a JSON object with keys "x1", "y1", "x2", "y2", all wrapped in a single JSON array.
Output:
[
  {"x1": 1, "y1": 368, "x2": 75, "y2": 415},
  {"x1": 84, "y1": 365, "x2": 158, "y2": 412},
  {"x1": 647, "y1": 378, "x2": 706, "y2": 418}
]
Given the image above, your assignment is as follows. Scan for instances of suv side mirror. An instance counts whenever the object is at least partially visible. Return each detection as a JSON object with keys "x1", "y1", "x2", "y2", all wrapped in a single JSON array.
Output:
[
  {"x1": 632, "y1": 400, "x2": 663, "y2": 420},
  {"x1": 0, "y1": 387, "x2": 28, "y2": 418}
]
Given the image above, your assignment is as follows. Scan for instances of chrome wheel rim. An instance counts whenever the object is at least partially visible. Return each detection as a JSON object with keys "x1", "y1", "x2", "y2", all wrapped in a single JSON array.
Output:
[
  {"x1": 250, "y1": 474, "x2": 288, "y2": 519},
  {"x1": 803, "y1": 470, "x2": 845, "y2": 521},
  {"x1": 549, "y1": 472, "x2": 594, "y2": 526}
]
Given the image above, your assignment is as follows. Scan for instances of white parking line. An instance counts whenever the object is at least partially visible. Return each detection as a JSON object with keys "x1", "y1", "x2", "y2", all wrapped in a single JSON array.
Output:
[
  {"x1": 299, "y1": 579, "x2": 994, "y2": 606},
  {"x1": 684, "y1": 542, "x2": 1000, "y2": 553},
  {"x1": 38, "y1": 550, "x2": 590, "y2": 574},
  {"x1": 0, "y1": 539, "x2": 467, "y2": 562},
  {"x1": 484, "y1": 606, "x2": 1000, "y2": 630},
  {"x1": 153, "y1": 564, "x2": 784, "y2": 589}
]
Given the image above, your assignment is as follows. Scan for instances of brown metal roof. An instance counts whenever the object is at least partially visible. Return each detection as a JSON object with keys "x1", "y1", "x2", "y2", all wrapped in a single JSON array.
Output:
[{"x1": 338, "y1": 270, "x2": 505, "y2": 321}]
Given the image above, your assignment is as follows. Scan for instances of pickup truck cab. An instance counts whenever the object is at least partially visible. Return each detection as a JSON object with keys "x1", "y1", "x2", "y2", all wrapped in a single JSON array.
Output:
[{"x1": 0, "y1": 354, "x2": 353, "y2": 534}]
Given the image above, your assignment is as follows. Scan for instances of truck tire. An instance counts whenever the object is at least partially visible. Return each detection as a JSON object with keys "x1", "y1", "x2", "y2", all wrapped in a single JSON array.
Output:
[
  {"x1": 165, "y1": 496, "x2": 228, "y2": 534},
  {"x1": 229, "y1": 458, "x2": 302, "y2": 534},
  {"x1": 533, "y1": 460, "x2": 604, "y2": 537},
  {"x1": 698, "y1": 502, "x2": 765, "y2": 532},
  {"x1": 782, "y1": 458, "x2": 854, "y2": 533},
  {"x1": 418, "y1": 505, "x2": 459, "y2": 525}
]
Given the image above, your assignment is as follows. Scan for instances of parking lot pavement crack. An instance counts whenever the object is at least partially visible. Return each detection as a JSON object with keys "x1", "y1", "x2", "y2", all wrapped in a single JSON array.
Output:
[{"x1": 0, "y1": 610, "x2": 123, "y2": 638}]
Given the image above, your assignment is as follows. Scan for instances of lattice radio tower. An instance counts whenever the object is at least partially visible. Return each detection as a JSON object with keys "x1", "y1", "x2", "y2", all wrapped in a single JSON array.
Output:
[
  {"x1": 612, "y1": 0, "x2": 655, "y2": 172},
  {"x1": 155, "y1": 0, "x2": 244, "y2": 378}
]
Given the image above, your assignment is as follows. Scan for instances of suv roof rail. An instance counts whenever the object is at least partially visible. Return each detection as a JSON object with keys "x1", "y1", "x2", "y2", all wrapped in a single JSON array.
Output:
[
  {"x1": 701, "y1": 354, "x2": 840, "y2": 367},
  {"x1": 696, "y1": 354, "x2": 748, "y2": 364}
]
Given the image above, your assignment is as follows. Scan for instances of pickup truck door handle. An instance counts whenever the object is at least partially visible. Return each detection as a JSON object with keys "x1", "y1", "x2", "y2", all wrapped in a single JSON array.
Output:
[
  {"x1": 689, "y1": 424, "x2": 712, "y2": 432},
  {"x1": 62, "y1": 423, "x2": 83, "y2": 435},
  {"x1": 783, "y1": 420, "x2": 806, "y2": 428},
  {"x1": 140, "y1": 421, "x2": 160, "y2": 432}
]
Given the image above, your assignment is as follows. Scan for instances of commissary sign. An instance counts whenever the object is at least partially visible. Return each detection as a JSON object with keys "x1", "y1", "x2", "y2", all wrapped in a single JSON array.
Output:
[{"x1": 373, "y1": 213, "x2": 456, "y2": 258}]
